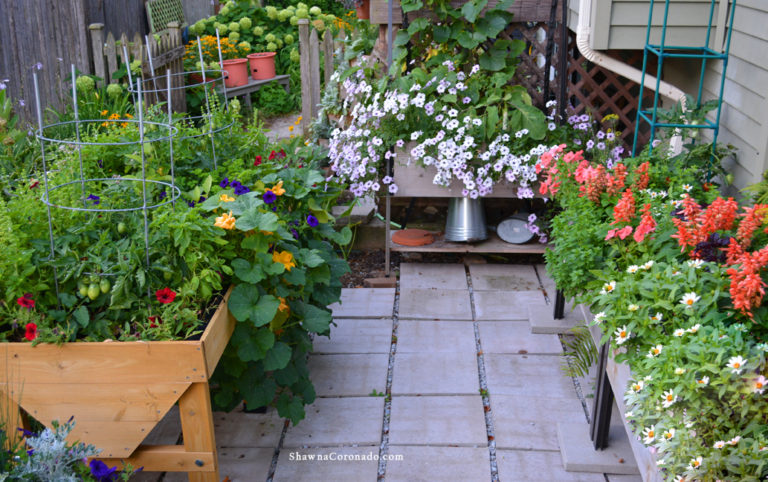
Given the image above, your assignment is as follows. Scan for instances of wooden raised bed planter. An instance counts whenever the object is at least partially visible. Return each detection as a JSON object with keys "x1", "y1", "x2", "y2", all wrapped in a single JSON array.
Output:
[{"x1": 0, "y1": 287, "x2": 237, "y2": 481}]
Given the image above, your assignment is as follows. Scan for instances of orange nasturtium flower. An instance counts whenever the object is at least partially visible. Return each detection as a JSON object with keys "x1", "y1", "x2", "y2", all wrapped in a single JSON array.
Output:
[
  {"x1": 214, "y1": 211, "x2": 236, "y2": 230},
  {"x1": 278, "y1": 297, "x2": 290, "y2": 312},
  {"x1": 266, "y1": 180, "x2": 286, "y2": 197},
  {"x1": 219, "y1": 193, "x2": 235, "y2": 202},
  {"x1": 272, "y1": 250, "x2": 296, "y2": 271}
]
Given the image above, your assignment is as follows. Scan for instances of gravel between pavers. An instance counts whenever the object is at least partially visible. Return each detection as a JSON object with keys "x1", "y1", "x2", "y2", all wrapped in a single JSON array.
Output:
[{"x1": 377, "y1": 278, "x2": 400, "y2": 479}]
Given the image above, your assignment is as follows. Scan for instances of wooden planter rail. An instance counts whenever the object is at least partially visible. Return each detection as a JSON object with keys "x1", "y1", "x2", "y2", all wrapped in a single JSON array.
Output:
[{"x1": 0, "y1": 287, "x2": 236, "y2": 481}]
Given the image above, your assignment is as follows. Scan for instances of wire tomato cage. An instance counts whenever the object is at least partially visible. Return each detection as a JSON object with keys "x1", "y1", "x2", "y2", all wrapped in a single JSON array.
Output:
[
  {"x1": 33, "y1": 64, "x2": 180, "y2": 302},
  {"x1": 126, "y1": 30, "x2": 234, "y2": 169}
]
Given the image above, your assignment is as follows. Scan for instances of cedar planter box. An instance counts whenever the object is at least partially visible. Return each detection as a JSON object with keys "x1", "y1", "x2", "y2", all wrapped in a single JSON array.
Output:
[{"x1": 0, "y1": 287, "x2": 237, "y2": 481}]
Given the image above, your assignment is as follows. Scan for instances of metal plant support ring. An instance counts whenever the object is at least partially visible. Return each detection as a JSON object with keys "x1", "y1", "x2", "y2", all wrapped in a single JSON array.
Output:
[{"x1": 42, "y1": 177, "x2": 182, "y2": 213}]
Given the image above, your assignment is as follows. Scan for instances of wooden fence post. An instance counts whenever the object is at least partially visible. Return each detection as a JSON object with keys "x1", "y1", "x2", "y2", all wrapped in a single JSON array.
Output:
[
  {"x1": 89, "y1": 24, "x2": 106, "y2": 83},
  {"x1": 167, "y1": 21, "x2": 187, "y2": 113},
  {"x1": 323, "y1": 30, "x2": 333, "y2": 86},
  {"x1": 104, "y1": 32, "x2": 118, "y2": 84},
  {"x1": 308, "y1": 28, "x2": 321, "y2": 121},
  {"x1": 298, "y1": 19, "x2": 312, "y2": 136}
]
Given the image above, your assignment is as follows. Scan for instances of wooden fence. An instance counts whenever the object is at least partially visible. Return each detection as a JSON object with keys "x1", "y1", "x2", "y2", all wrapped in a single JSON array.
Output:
[
  {"x1": 0, "y1": 0, "x2": 91, "y2": 122},
  {"x1": 298, "y1": 19, "x2": 335, "y2": 136},
  {"x1": 89, "y1": 21, "x2": 187, "y2": 111}
]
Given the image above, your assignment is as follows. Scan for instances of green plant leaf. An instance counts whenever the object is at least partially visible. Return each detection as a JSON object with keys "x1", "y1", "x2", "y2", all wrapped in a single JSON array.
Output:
[
  {"x1": 394, "y1": 30, "x2": 411, "y2": 47},
  {"x1": 73, "y1": 306, "x2": 89, "y2": 327},
  {"x1": 263, "y1": 341, "x2": 291, "y2": 370},
  {"x1": 276, "y1": 393, "x2": 305, "y2": 425},
  {"x1": 299, "y1": 303, "x2": 332, "y2": 333},
  {"x1": 407, "y1": 18, "x2": 430, "y2": 36},
  {"x1": 433, "y1": 25, "x2": 451, "y2": 43},
  {"x1": 461, "y1": 0, "x2": 488, "y2": 23},
  {"x1": 232, "y1": 258, "x2": 265, "y2": 284},
  {"x1": 228, "y1": 285, "x2": 280, "y2": 326},
  {"x1": 242, "y1": 378, "x2": 277, "y2": 408},
  {"x1": 510, "y1": 101, "x2": 547, "y2": 139}
]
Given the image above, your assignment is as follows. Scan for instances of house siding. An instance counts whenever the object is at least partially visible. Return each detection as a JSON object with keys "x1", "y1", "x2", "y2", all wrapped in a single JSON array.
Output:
[{"x1": 568, "y1": 0, "x2": 768, "y2": 189}]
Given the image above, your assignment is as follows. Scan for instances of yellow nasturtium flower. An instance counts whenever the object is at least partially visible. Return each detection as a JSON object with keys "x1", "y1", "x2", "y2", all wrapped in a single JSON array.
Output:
[
  {"x1": 214, "y1": 211, "x2": 236, "y2": 230},
  {"x1": 272, "y1": 250, "x2": 296, "y2": 271},
  {"x1": 267, "y1": 180, "x2": 286, "y2": 196},
  {"x1": 219, "y1": 193, "x2": 235, "y2": 202}
]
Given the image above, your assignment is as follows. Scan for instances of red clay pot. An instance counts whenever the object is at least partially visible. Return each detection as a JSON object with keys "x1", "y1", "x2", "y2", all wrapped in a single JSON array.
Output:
[
  {"x1": 221, "y1": 58, "x2": 249, "y2": 88},
  {"x1": 247, "y1": 52, "x2": 277, "y2": 80}
]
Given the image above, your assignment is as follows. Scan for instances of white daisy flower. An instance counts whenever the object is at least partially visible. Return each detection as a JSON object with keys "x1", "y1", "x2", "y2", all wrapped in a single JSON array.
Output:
[
  {"x1": 642, "y1": 260, "x2": 654, "y2": 270},
  {"x1": 713, "y1": 440, "x2": 725, "y2": 449},
  {"x1": 650, "y1": 312, "x2": 663, "y2": 322},
  {"x1": 600, "y1": 281, "x2": 616, "y2": 295},
  {"x1": 674, "y1": 367, "x2": 686, "y2": 375},
  {"x1": 696, "y1": 376, "x2": 709, "y2": 386},
  {"x1": 593, "y1": 312, "x2": 606, "y2": 324},
  {"x1": 680, "y1": 292, "x2": 700, "y2": 307},
  {"x1": 630, "y1": 380, "x2": 644, "y2": 392},
  {"x1": 661, "y1": 389, "x2": 677, "y2": 408},
  {"x1": 625, "y1": 411, "x2": 634, "y2": 418},
  {"x1": 727, "y1": 436, "x2": 741, "y2": 446},
  {"x1": 662, "y1": 428, "x2": 675, "y2": 441},
  {"x1": 673, "y1": 329, "x2": 685, "y2": 337},
  {"x1": 614, "y1": 325, "x2": 630, "y2": 345},
  {"x1": 642, "y1": 425, "x2": 656, "y2": 445},
  {"x1": 727, "y1": 355, "x2": 746, "y2": 374},
  {"x1": 626, "y1": 265, "x2": 639, "y2": 274},
  {"x1": 628, "y1": 304, "x2": 639, "y2": 312},
  {"x1": 647, "y1": 345, "x2": 663, "y2": 358},
  {"x1": 687, "y1": 456, "x2": 702, "y2": 471},
  {"x1": 686, "y1": 323, "x2": 701, "y2": 334},
  {"x1": 753, "y1": 375, "x2": 767, "y2": 394},
  {"x1": 687, "y1": 259, "x2": 704, "y2": 269},
  {"x1": 682, "y1": 184, "x2": 693, "y2": 192}
]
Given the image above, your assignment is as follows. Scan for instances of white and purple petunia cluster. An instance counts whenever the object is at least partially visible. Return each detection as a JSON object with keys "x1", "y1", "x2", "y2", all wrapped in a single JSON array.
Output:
[{"x1": 328, "y1": 62, "x2": 555, "y2": 199}]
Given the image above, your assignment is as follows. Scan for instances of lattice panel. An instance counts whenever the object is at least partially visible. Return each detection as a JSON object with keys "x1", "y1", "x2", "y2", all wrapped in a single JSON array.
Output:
[
  {"x1": 502, "y1": 21, "x2": 561, "y2": 109},
  {"x1": 146, "y1": 0, "x2": 186, "y2": 32},
  {"x1": 564, "y1": 31, "x2": 654, "y2": 150}
]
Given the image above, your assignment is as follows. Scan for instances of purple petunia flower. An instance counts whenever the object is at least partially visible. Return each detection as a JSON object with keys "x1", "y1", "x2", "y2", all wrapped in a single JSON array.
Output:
[
  {"x1": 233, "y1": 183, "x2": 250, "y2": 195},
  {"x1": 291, "y1": 228, "x2": 299, "y2": 239},
  {"x1": 86, "y1": 194, "x2": 100, "y2": 205},
  {"x1": 89, "y1": 459, "x2": 118, "y2": 481},
  {"x1": 306, "y1": 214, "x2": 319, "y2": 227},
  {"x1": 263, "y1": 191, "x2": 277, "y2": 204},
  {"x1": 219, "y1": 177, "x2": 230, "y2": 188},
  {"x1": 159, "y1": 190, "x2": 167, "y2": 200}
]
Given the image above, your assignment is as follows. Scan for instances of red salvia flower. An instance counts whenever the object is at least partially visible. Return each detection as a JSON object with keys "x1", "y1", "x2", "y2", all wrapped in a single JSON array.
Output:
[
  {"x1": 633, "y1": 203, "x2": 657, "y2": 243},
  {"x1": 611, "y1": 189, "x2": 636, "y2": 225},
  {"x1": 631, "y1": 162, "x2": 650, "y2": 191},
  {"x1": 24, "y1": 322, "x2": 37, "y2": 341},
  {"x1": 606, "y1": 164, "x2": 627, "y2": 196},
  {"x1": 155, "y1": 287, "x2": 177, "y2": 304}
]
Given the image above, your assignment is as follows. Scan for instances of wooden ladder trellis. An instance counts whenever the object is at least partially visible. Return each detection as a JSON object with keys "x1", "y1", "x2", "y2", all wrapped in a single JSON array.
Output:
[
  {"x1": 298, "y1": 19, "x2": 335, "y2": 136},
  {"x1": 88, "y1": 21, "x2": 187, "y2": 112}
]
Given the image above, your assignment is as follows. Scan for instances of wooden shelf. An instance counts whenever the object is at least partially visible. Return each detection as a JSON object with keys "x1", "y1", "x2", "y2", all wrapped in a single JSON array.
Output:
[{"x1": 389, "y1": 230, "x2": 548, "y2": 254}]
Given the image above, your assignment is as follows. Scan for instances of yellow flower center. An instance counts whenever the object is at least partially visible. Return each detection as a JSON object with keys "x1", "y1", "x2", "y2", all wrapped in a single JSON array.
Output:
[
  {"x1": 733, "y1": 362, "x2": 741, "y2": 368},
  {"x1": 620, "y1": 331, "x2": 626, "y2": 337},
  {"x1": 756, "y1": 381, "x2": 763, "y2": 389},
  {"x1": 666, "y1": 395, "x2": 673, "y2": 401},
  {"x1": 648, "y1": 431, "x2": 654, "y2": 438},
  {"x1": 686, "y1": 299, "x2": 694, "y2": 305}
]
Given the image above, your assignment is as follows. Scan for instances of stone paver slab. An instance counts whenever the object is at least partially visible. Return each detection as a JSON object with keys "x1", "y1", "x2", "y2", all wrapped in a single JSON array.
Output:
[
  {"x1": 385, "y1": 446, "x2": 491, "y2": 482},
  {"x1": 536, "y1": 263, "x2": 557, "y2": 294},
  {"x1": 313, "y1": 318, "x2": 392, "y2": 354},
  {"x1": 478, "y1": 321, "x2": 562, "y2": 354},
  {"x1": 329, "y1": 288, "x2": 395, "y2": 318},
  {"x1": 491, "y1": 394, "x2": 586, "y2": 451},
  {"x1": 399, "y1": 263, "x2": 468, "y2": 290},
  {"x1": 528, "y1": 299, "x2": 585, "y2": 335},
  {"x1": 470, "y1": 264, "x2": 540, "y2": 291},
  {"x1": 484, "y1": 354, "x2": 575, "y2": 398},
  {"x1": 308, "y1": 354, "x2": 388, "y2": 397},
  {"x1": 496, "y1": 449, "x2": 605, "y2": 482},
  {"x1": 392, "y1": 352, "x2": 479, "y2": 395},
  {"x1": 389, "y1": 396, "x2": 488, "y2": 445},
  {"x1": 163, "y1": 448, "x2": 273, "y2": 482},
  {"x1": 273, "y1": 446, "x2": 380, "y2": 482},
  {"x1": 474, "y1": 290, "x2": 541, "y2": 321},
  {"x1": 282, "y1": 397, "x2": 384, "y2": 447},
  {"x1": 558, "y1": 422, "x2": 639, "y2": 475},
  {"x1": 398, "y1": 288, "x2": 472, "y2": 320},
  {"x1": 607, "y1": 475, "x2": 644, "y2": 482},
  {"x1": 213, "y1": 407, "x2": 283, "y2": 448},
  {"x1": 396, "y1": 320, "x2": 477, "y2": 353}
]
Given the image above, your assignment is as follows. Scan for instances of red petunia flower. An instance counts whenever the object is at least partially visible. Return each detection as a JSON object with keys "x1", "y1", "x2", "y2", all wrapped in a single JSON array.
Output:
[
  {"x1": 254, "y1": 155, "x2": 262, "y2": 166},
  {"x1": 155, "y1": 287, "x2": 176, "y2": 304},
  {"x1": 17, "y1": 293, "x2": 34, "y2": 310},
  {"x1": 148, "y1": 316, "x2": 161, "y2": 328},
  {"x1": 24, "y1": 322, "x2": 37, "y2": 341},
  {"x1": 268, "y1": 150, "x2": 277, "y2": 161}
]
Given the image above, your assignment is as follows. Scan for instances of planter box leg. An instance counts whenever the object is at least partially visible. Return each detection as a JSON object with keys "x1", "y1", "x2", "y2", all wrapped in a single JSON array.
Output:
[{"x1": 179, "y1": 382, "x2": 219, "y2": 482}]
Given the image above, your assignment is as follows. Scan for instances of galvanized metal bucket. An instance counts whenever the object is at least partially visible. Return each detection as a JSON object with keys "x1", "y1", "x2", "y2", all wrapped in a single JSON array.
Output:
[{"x1": 445, "y1": 197, "x2": 487, "y2": 242}]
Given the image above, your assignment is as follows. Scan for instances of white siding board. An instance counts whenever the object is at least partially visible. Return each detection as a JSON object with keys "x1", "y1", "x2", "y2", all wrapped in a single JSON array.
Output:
[
  {"x1": 702, "y1": 75, "x2": 765, "y2": 125},
  {"x1": 610, "y1": 2, "x2": 716, "y2": 27},
  {"x1": 717, "y1": 102, "x2": 763, "y2": 151},
  {"x1": 728, "y1": 30, "x2": 768, "y2": 72},
  {"x1": 731, "y1": 4, "x2": 768, "y2": 40},
  {"x1": 607, "y1": 26, "x2": 714, "y2": 49},
  {"x1": 707, "y1": 56, "x2": 768, "y2": 99}
]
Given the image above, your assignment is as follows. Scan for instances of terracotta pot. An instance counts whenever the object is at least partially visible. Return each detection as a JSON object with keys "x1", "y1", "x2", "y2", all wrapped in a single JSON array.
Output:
[
  {"x1": 356, "y1": 0, "x2": 370, "y2": 20},
  {"x1": 221, "y1": 58, "x2": 249, "y2": 88},
  {"x1": 247, "y1": 52, "x2": 277, "y2": 80}
]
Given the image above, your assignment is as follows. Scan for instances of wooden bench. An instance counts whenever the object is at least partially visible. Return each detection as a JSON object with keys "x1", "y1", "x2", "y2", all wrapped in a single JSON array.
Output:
[{"x1": 218, "y1": 75, "x2": 290, "y2": 109}]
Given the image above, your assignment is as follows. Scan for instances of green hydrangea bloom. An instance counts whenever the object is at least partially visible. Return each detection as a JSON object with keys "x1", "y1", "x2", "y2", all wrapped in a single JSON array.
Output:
[
  {"x1": 239, "y1": 17, "x2": 252, "y2": 30},
  {"x1": 252, "y1": 26, "x2": 264, "y2": 36},
  {"x1": 75, "y1": 75, "x2": 95, "y2": 93},
  {"x1": 296, "y1": 8, "x2": 309, "y2": 19},
  {"x1": 238, "y1": 41, "x2": 251, "y2": 52},
  {"x1": 228, "y1": 31, "x2": 240, "y2": 41},
  {"x1": 265, "y1": 33, "x2": 276, "y2": 43},
  {"x1": 277, "y1": 10, "x2": 290, "y2": 22},
  {"x1": 275, "y1": 38, "x2": 283, "y2": 48},
  {"x1": 283, "y1": 34, "x2": 294, "y2": 44},
  {"x1": 215, "y1": 23, "x2": 228, "y2": 35},
  {"x1": 106, "y1": 83, "x2": 123, "y2": 99},
  {"x1": 228, "y1": 21, "x2": 240, "y2": 32},
  {"x1": 265, "y1": 6, "x2": 278, "y2": 19},
  {"x1": 309, "y1": 6, "x2": 321, "y2": 16},
  {"x1": 290, "y1": 16, "x2": 299, "y2": 25},
  {"x1": 297, "y1": 2, "x2": 308, "y2": 10},
  {"x1": 266, "y1": 42, "x2": 277, "y2": 51},
  {"x1": 290, "y1": 48, "x2": 300, "y2": 63}
]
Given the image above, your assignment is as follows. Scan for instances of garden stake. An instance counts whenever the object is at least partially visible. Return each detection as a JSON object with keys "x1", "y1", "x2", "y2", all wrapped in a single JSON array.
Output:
[
  {"x1": 136, "y1": 78, "x2": 153, "y2": 300},
  {"x1": 70, "y1": 65, "x2": 87, "y2": 209},
  {"x1": 197, "y1": 35, "x2": 218, "y2": 169},
  {"x1": 167, "y1": 69, "x2": 176, "y2": 207}
]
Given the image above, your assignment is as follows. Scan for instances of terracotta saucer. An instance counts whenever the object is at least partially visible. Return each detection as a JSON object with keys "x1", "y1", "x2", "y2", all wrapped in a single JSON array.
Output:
[{"x1": 392, "y1": 229, "x2": 435, "y2": 246}]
